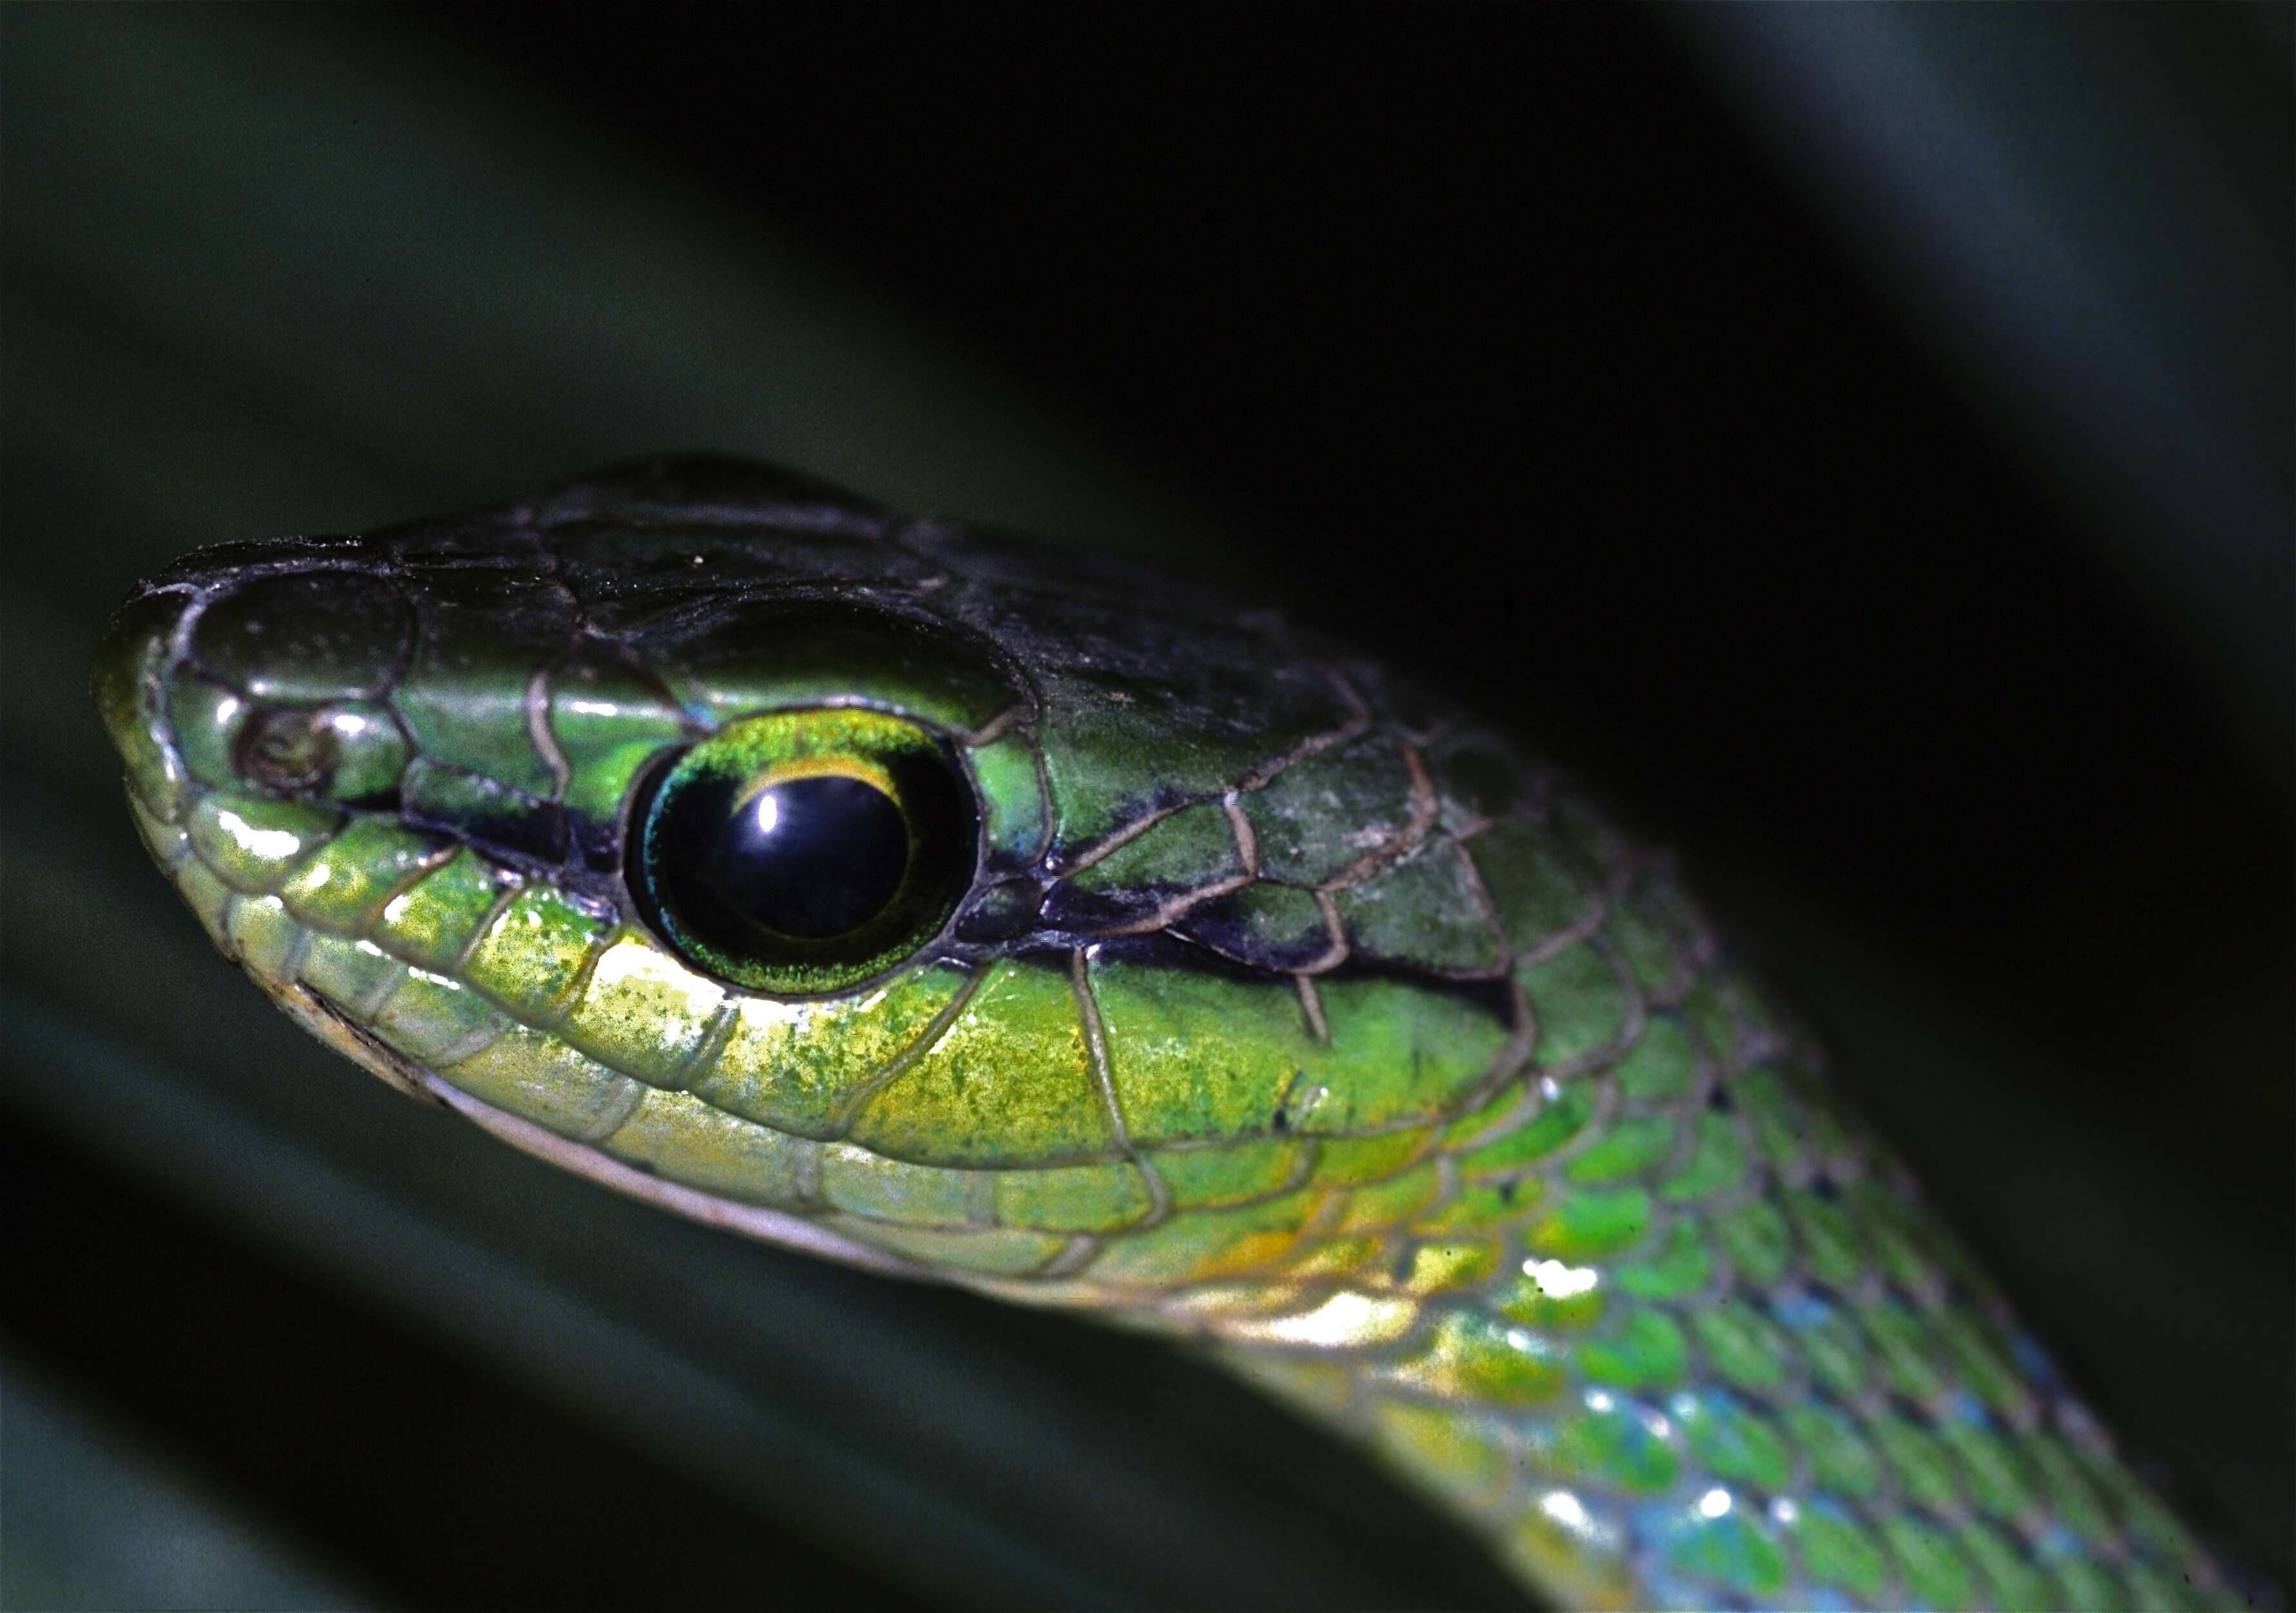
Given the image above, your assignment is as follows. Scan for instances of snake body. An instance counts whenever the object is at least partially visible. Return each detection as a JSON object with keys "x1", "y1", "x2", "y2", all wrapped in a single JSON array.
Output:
[{"x1": 95, "y1": 459, "x2": 2232, "y2": 1609}]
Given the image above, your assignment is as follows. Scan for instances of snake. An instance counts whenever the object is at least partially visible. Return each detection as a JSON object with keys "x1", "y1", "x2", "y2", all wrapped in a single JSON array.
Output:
[{"x1": 93, "y1": 457, "x2": 2240, "y2": 1610}]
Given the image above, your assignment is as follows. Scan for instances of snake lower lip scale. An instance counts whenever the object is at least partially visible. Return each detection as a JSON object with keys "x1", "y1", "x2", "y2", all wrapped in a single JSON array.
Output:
[{"x1": 93, "y1": 456, "x2": 2238, "y2": 1612}]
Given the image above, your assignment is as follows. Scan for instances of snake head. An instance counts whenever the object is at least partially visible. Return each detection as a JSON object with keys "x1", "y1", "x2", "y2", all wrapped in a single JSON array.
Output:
[{"x1": 93, "y1": 458, "x2": 1678, "y2": 1314}]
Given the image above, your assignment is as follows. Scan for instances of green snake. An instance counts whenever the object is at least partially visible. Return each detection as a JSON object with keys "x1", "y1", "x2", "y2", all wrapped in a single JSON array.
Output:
[{"x1": 94, "y1": 458, "x2": 2235, "y2": 1610}]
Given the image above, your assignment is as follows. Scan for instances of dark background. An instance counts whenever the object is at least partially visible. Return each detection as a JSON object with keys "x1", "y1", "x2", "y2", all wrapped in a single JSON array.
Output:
[{"x1": 3, "y1": 6, "x2": 2288, "y2": 1608}]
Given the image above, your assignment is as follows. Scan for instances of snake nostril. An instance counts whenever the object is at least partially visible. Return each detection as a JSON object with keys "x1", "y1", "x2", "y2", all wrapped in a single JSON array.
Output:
[{"x1": 234, "y1": 705, "x2": 340, "y2": 794}]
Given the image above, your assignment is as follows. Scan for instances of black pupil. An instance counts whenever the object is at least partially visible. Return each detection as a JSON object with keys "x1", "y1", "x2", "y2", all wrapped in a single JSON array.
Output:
[
  {"x1": 631, "y1": 724, "x2": 980, "y2": 992},
  {"x1": 708, "y1": 774, "x2": 910, "y2": 940}
]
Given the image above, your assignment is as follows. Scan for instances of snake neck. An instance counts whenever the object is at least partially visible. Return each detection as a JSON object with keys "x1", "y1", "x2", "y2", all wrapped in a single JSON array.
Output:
[{"x1": 1016, "y1": 924, "x2": 2231, "y2": 1613}]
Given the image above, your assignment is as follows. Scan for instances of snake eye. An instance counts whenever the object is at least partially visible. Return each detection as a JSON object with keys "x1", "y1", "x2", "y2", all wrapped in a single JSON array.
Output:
[{"x1": 629, "y1": 709, "x2": 979, "y2": 995}]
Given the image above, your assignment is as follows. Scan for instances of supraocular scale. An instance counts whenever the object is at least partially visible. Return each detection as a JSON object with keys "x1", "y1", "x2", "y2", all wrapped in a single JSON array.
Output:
[{"x1": 93, "y1": 458, "x2": 2237, "y2": 1610}]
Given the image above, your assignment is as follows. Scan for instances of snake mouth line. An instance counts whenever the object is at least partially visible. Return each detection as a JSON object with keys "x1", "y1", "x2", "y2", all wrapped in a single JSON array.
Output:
[{"x1": 276, "y1": 978, "x2": 941, "y2": 1280}]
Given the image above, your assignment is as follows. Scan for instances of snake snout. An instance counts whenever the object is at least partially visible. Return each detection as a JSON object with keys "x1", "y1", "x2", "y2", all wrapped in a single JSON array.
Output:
[
  {"x1": 92, "y1": 584, "x2": 193, "y2": 817},
  {"x1": 96, "y1": 548, "x2": 425, "y2": 826}
]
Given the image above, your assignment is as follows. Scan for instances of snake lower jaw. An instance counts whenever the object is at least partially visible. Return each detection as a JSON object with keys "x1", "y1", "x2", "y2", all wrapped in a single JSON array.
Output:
[
  {"x1": 266, "y1": 972, "x2": 952, "y2": 1281},
  {"x1": 260, "y1": 976, "x2": 454, "y2": 1109}
]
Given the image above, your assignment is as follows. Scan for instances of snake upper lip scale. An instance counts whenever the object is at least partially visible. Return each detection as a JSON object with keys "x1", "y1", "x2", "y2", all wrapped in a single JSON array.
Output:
[{"x1": 93, "y1": 456, "x2": 2251, "y2": 1611}]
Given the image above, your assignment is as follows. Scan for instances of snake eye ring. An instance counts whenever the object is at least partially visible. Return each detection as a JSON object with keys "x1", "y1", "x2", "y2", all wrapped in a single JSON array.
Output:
[{"x1": 627, "y1": 708, "x2": 979, "y2": 995}]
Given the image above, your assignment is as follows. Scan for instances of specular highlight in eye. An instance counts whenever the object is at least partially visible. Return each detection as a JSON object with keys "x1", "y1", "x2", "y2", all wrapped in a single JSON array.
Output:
[{"x1": 630, "y1": 707, "x2": 979, "y2": 995}]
